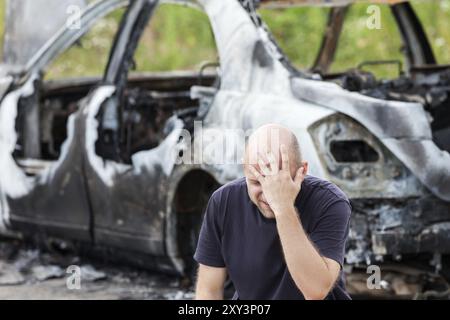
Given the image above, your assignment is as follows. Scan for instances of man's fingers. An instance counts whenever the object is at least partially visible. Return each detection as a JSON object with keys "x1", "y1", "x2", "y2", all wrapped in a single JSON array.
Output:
[
  {"x1": 257, "y1": 159, "x2": 271, "y2": 176},
  {"x1": 267, "y1": 152, "x2": 279, "y2": 174},
  {"x1": 249, "y1": 165, "x2": 263, "y2": 181},
  {"x1": 280, "y1": 144, "x2": 290, "y2": 172}
]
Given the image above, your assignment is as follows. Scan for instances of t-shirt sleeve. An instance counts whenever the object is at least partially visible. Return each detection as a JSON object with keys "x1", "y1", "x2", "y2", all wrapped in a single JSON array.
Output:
[
  {"x1": 193, "y1": 192, "x2": 226, "y2": 268},
  {"x1": 308, "y1": 200, "x2": 351, "y2": 268}
]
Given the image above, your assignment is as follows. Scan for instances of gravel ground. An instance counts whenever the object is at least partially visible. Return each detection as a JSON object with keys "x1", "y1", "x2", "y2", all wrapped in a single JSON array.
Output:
[{"x1": 0, "y1": 237, "x2": 194, "y2": 300}]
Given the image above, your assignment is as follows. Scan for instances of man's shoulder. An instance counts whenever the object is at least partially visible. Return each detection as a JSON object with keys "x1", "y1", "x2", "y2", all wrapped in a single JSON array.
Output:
[
  {"x1": 210, "y1": 177, "x2": 247, "y2": 202},
  {"x1": 302, "y1": 175, "x2": 350, "y2": 205}
]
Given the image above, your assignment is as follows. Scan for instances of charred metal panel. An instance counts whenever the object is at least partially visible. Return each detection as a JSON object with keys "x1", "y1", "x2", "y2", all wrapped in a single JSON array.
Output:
[
  {"x1": 383, "y1": 139, "x2": 450, "y2": 202},
  {"x1": 347, "y1": 197, "x2": 450, "y2": 264},
  {"x1": 198, "y1": 0, "x2": 296, "y2": 95},
  {"x1": 19, "y1": 85, "x2": 41, "y2": 158},
  {"x1": 0, "y1": 76, "x2": 93, "y2": 241},
  {"x1": 3, "y1": 0, "x2": 87, "y2": 66},
  {"x1": 291, "y1": 78, "x2": 432, "y2": 140},
  {"x1": 308, "y1": 113, "x2": 426, "y2": 199},
  {"x1": 82, "y1": 85, "x2": 185, "y2": 256},
  {"x1": 0, "y1": 76, "x2": 13, "y2": 98},
  {"x1": 291, "y1": 77, "x2": 450, "y2": 202}
]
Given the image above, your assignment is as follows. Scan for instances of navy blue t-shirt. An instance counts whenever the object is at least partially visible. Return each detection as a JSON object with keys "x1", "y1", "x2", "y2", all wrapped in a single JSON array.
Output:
[{"x1": 194, "y1": 175, "x2": 352, "y2": 300}]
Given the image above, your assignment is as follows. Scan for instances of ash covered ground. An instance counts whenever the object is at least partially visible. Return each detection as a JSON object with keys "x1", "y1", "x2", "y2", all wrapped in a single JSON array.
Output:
[{"x1": 0, "y1": 236, "x2": 195, "y2": 300}]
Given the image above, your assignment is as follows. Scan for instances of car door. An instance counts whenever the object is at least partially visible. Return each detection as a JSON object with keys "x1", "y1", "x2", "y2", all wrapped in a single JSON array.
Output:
[
  {"x1": 81, "y1": 0, "x2": 174, "y2": 257},
  {"x1": 80, "y1": 0, "x2": 221, "y2": 263},
  {"x1": 0, "y1": 0, "x2": 130, "y2": 241}
]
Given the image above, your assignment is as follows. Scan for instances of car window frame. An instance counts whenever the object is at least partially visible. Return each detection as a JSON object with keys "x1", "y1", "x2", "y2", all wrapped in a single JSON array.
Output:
[{"x1": 24, "y1": 0, "x2": 130, "y2": 79}]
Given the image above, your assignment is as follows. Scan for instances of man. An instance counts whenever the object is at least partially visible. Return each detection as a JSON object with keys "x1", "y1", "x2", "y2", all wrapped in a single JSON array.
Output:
[{"x1": 194, "y1": 124, "x2": 351, "y2": 300}]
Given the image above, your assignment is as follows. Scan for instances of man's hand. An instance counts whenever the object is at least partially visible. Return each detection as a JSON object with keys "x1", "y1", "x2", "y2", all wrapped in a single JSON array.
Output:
[{"x1": 248, "y1": 144, "x2": 306, "y2": 215}]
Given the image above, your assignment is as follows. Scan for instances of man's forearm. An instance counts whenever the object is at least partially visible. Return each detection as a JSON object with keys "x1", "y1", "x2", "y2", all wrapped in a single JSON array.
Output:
[
  {"x1": 195, "y1": 264, "x2": 227, "y2": 300},
  {"x1": 274, "y1": 205, "x2": 334, "y2": 300},
  {"x1": 195, "y1": 289, "x2": 224, "y2": 300}
]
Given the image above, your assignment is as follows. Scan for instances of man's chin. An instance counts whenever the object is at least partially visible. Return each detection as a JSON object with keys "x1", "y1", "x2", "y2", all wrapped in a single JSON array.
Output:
[{"x1": 257, "y1": 202, "x2": 275, "y2": 219}]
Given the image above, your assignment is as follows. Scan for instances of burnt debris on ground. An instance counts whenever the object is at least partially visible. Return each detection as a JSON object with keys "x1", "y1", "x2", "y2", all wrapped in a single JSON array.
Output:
[{"x1": 0, "y1": 236, "x2": 194, "y2": 300}]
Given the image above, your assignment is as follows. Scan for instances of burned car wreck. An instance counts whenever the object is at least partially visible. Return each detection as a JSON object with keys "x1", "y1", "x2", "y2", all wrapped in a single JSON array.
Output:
[{"x1": 0, "y1": 0, "x2": 449, "y2": 298}]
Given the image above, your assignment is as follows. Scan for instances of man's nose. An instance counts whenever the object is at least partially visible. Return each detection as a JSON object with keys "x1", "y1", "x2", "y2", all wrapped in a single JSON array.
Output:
[{"x1": 260, "y1": 193, "x2": 267, "y2": 203}]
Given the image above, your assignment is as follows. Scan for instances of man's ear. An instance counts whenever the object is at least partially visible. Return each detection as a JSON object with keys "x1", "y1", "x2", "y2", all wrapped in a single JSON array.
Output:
[{"x1": 301, "y1": 160, "x2": 309, "y2": 176}]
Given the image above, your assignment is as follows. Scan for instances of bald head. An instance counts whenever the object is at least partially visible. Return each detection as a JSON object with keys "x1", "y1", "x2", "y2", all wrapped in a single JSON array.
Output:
[{"x1": 244, "y1": 124, "x2": 302, "y2": 172}]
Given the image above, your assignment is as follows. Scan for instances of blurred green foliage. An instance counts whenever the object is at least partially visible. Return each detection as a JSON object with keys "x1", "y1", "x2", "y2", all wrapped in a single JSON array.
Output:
[
  {"x1": 327, "y1": 4, "x2": 405, "y2": 77},
  {"x1": 131, "y1": 4, "x2": 217, "y2": 73},
  {"x1": 44, "y1": 8, "x2": 125, "y2": 79},
  {"x1": 260, "y1": 6, "x2": 328, "y2": 70},
  {"x1": 0, "y1": 1, "x2": 449, "y2": 81},
  {"x1": 261, "y1": 1, "x2": 450, "y2": 78},
  {"x1": 413, "y1": 1, "x2": 450, "y2": 64}
]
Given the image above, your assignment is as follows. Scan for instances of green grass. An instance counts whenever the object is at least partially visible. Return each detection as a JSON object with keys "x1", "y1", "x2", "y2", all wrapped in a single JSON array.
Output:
[{"x1": 0, "y1": 1, "x2": 449, "y2": 81}]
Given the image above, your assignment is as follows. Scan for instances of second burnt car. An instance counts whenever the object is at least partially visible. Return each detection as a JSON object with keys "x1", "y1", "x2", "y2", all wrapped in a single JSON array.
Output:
[{"x1": 0, "y1": 0, "x2": 449, "y2": 298}]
